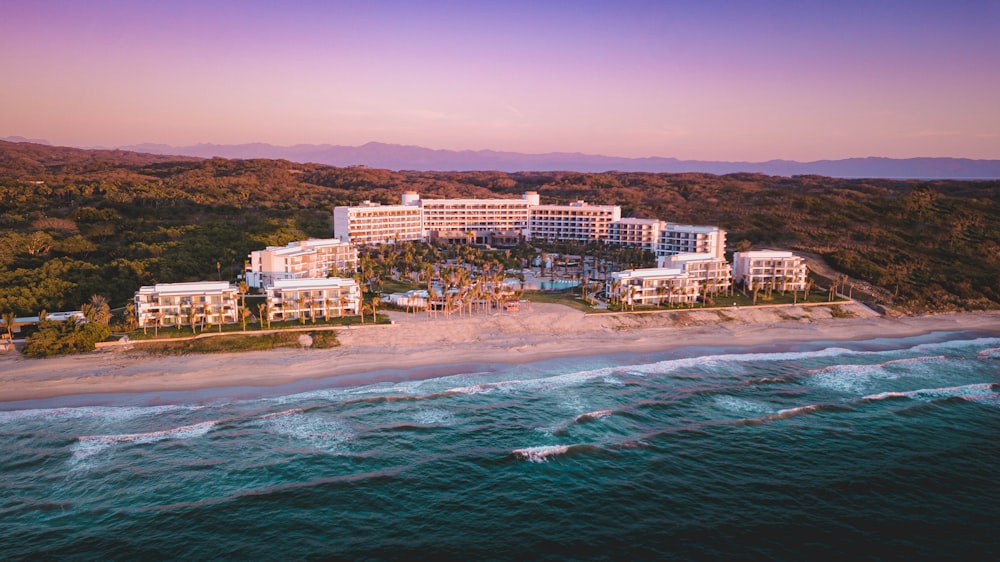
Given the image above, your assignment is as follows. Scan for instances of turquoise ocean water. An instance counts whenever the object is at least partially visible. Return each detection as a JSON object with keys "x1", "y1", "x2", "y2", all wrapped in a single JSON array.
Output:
[{"x1": 1, "y1": 331, "x2": 998, "y2": 560}]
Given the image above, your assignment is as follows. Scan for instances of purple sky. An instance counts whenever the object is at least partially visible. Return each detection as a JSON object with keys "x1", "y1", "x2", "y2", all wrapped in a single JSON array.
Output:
[{"x1": 2, "y1": 0, "x2": 998, "y2": 161}]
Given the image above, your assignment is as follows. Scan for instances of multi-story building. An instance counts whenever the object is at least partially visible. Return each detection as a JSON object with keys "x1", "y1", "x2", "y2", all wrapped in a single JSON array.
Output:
[
  {"x1": 134, "y1": 281, "x2": 238, "y2": 330},
  {"x1": 733, "y1": 250, "x2": 808, "y2": 292},
  {"x1": 659, "y1": 252, "x2": 732, "y2": 294},
  {"x1": 245, "y1": 238, "x2": 358, "y2": 289},
  {"x1": 608, "y1": 218, "x2": 661, "y2": 252},
  {"x1": 332, "y1": 201, "x2": 423, "y2": 245},
  {"x1": 528, "y1": 201, "x2": 622, "y2": 243},
  {"x1": 609, "y1": 268, "x2": 700, "y2": 307},
  {"x1": 265, "y1": 278, "x2": 361, "y2": 322},
  {"x1": 419, "y1": 192, "x2": 534, "y2": 240},
  {"x1": 657, "y1": 224, "x2": 727, "y2": 260},
  {"x1": 333, "y1": 191, "x2": 625, "y2": 245}
]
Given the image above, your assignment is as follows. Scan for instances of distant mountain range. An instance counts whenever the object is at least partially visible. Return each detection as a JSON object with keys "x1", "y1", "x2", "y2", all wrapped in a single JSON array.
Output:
[{"x1": 4, "y1": 136, "x2": 999, "y2": 178}]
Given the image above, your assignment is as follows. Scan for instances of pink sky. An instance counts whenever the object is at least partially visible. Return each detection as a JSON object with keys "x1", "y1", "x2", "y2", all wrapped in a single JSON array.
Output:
[{"x1": 2, "y1": 0, "x2": 998, "y2": 161}]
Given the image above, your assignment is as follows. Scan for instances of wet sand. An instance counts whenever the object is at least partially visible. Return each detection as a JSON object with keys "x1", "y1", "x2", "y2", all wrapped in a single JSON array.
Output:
[{"x1": 1, "y1": 302, "x2": 997, "y2": 404}]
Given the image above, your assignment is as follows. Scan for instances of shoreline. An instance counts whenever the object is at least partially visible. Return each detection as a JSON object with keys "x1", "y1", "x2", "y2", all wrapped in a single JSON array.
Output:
[{"x1": 1, "y1": 303, "x2": 998, "y2": 406}]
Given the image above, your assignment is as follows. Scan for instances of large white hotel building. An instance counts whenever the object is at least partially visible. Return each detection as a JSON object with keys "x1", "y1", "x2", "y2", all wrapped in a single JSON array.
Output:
[{"x1": 333, "y1": 191, "x2": 724, "y2": 258}]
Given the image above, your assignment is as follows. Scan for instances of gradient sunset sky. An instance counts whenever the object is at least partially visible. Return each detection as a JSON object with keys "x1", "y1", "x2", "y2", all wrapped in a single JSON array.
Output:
[{"x1": 2, "y1": 0, "x2": 998, "y2": 161}]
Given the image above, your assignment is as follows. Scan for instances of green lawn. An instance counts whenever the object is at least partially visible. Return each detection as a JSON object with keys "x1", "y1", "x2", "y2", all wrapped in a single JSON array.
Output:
[
  {"x1": 522, "y1": 290, "x2": 597, "y2": 312},
  {"x1": 128, "y1": 313, "x2": 389, "y2": 341},
  {"x1": 134, "y1": 330, "x2": 339, "y2": 354}
]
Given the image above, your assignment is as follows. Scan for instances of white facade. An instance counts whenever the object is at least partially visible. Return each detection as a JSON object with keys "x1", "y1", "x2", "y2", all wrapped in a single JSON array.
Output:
[
  {"x1": 334, "y1": 192, "x2": 627, "y2": 245},
  {"x1": 134, "y1": 281, "x2": 238, "y2": 329},
  {"x1": 657, "y1": 224, "x2": 727, "y2": 260},
  {"x1": 528, "y1": 201, "x2": 622, "y2": 242},
  {"x1": 265, "y1": 277, "x2": 360, "y2": 322},
  {"x1": 609, "y1": 268, "x2": 700, "y2": 307},
  {"x1": 659, "y1": 252, "x2": 732, "y2": 294},
  {"x1": 245, "y1": 238, "x2": 358, "y2": 289},
  {"x1": 608, "y1": 218, "x2": 661, "y2": 252},
  {"x1": 733, "y1": 250, "x2": 808, "y2": 292},
  {"x1": 332, "y1": 202, "x2": 423, "y2": 245},
  {"x1": 420, "y1": 195, "x2": 533, "y2": 235}
]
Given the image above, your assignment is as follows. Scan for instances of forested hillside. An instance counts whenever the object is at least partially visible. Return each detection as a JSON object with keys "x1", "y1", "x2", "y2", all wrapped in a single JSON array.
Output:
[{"x1": 1, "y1": 140, "x2": 997, "y2": 315}]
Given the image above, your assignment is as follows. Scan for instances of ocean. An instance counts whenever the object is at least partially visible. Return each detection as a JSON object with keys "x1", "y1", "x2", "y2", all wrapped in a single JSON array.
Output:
[{"x1": 1, "y1": 331, "x2": 998, "y2": 560}]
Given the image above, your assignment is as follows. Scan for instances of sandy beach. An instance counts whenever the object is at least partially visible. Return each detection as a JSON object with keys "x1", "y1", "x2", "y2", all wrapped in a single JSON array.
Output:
[{"x1": 1, "y1": 302, "x2": 997, "y2": 404}]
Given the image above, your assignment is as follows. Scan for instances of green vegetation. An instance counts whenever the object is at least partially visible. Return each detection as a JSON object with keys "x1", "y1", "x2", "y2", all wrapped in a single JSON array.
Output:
[
  {"x1": 21, "y1": 295, "x2": 113, "y2": 357},
  {"x1": 1, "y1": 140, "x2": 997, "y2": 317},
  {"x1": 23, "y1": 320, "x2": 110, "y2": 357},
  {"x1": 522, "y1": 289, "x2": 595, "y2": 312},
  {"x1": 134, "y1": 330, "x2": 339, "y2": 355},
  {"x1": 828, "y1": 305, "x2": 855, "y2": 319}
]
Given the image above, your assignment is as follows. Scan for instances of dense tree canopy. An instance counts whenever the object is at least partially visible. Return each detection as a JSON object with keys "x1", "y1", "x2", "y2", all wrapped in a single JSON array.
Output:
[{"x1": 1, "y1": 140, "x2": 997, "y2": 315}]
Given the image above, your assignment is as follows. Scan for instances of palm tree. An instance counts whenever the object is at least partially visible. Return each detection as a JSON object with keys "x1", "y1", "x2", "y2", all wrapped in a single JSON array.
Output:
[
  {"x1": 294, "y1": 296, "x2": 306, "y2": 325},
  {"x1": 2, "y1": 311, "x2": 15, "y2": 342},
  {"x1": 237, "y1": 280, "x2": 249, "y2": 317},
  {"x1": 359, "y1": 299, "x2": 374, "y2": 324},
  {"x1": 427, "y1": 286, "x2": 439, "y2": 318},
  {"x1": 154, "y1": 310, "x2": 163, "y2": 337},
  {"x1": 655, "y1": 284, "x2": 668, "y2": 307},
  {"x1": 257, "y1": 302, "x2": 269, "y2": 330},
  {"x1": 339, "y1": 293, "x2": 349, "y2": 318},
  {"x1": 212, "y1": 299, "x2": 223, "y2": 333},
  {"x1": 124, "y1": 301, "x2": 137, "y2": 332},
  {"x1": 188, "y1": 306, "x2": 198, "y2": 334},
  {"x1": 325, "y1": 297, "x2": 335, "y2": 321},
  {"x1": 80, "y1": 303, "x2": 95, "y2": 324},
  {"x1": 88, "y1": 295, "x2": 112, "y2": 325}
]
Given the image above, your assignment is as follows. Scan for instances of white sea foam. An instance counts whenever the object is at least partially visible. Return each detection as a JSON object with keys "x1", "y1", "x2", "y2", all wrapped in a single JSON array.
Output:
[
  {"x1": 808, "y1": 355, "x2": 949, "y2": 394},
  {"x1": 513, "y1": 444, "x2": 570, "y2": 462},
  {"x1": 977, "y1": 347, "x2": 1000, "y2": 359},
  {"x1": 441, "y1": 348, "x2": 857, "y2": 398},
  {"x1": 863, "y1": 383, "x2": 1000, "y2": 405},
  {"x1": 411, "y1": 408, "x2": 455, "y2": 425},
  {"x1": 258, "y1": 407, "x2": 307, "y2": 420},
  {"x1": 910, "y1": 337, "x2": 1000, "y2": 355},
  {"x1": 771, "y1": 404, "x2": 827, "y2": 419},
  {"x1": 70, "y1": 420, "x2": 216, "y2": 463},
  {"x1": 262, "y1": 413, "x2": 354, "y2": 450},
  {"x1": 573, "y1": 409, "x2": 614, "y2": 423},
  {"x1": 444, "y1": 379, "x2": 522, "y2": 395},
  {"x1": 0, "y1": 404, "x2": 194, "y2": 426},
  {"x1": 713, "y1": 395, "x2": 773, "y2": 415}
]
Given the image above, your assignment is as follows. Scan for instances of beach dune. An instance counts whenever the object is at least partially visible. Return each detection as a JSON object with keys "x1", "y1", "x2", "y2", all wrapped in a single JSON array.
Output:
[{"x1": 1, "y1": 303, "x2": 997, "y2": 404}]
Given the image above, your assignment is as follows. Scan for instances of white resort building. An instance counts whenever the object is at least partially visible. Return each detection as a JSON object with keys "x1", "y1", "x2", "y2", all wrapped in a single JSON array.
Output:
[
  {"x1": 264, "y1": 277, "x2": 360, "y2": 322},
  {"x1": 332, "y1": 192, "x2": 728, "y2": 268},
  {"x1": 657, "y1": 224, "x2": 727, "y2": 260},
  {"x1": 607, "y1": 218, "x2": 661, "y2": 252},
  {"x1": 332, "y1": 201, "x2": 424, "y2": 245},
  {"x1": 659, "y1": 252, "x2": 733, "y2": 294},
  {"x1": 528, "y1": 200, "x2": 623, "y2": 243},
  {"x1": 333, "y1": 191, "x2": 624, "y2": 246},
  {"x1": 134, "y1": 281, "x2": 238, "y2": 329},
  {"x1": 609, "y1": 268, "x2": 700, "y2": 307},
  {"x1": 245, "y1": 238, "x2": 358, "y2": 289},
  {"x1": 733, "y1": 250, "x2": 808, "y2": 292},
  {"x1": 419, "y1": 192, "x2": 534, "y2": 236}
]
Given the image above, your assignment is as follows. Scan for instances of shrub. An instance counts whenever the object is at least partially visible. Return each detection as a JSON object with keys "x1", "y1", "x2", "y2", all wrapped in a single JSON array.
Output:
[{"x1": 23, "y1": 320, "x2": 111, "y2": 358}]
